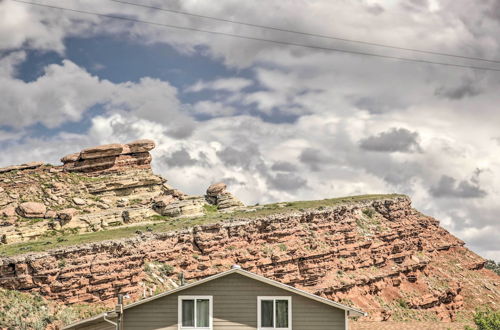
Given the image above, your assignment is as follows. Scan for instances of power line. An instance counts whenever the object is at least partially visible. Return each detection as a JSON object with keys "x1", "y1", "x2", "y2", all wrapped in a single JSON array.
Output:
[
  {"x1": 108, "y1": 0, "x2": 500, "y2": 65},
  {"x1": 10, "y1": 0, "x2": 500, "y2": 73}
]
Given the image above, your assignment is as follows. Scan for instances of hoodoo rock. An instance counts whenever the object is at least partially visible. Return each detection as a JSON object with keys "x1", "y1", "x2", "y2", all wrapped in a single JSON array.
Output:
[
  {"x1": 205, "y1": 182, "x2": 244, "y2": 211},
  {"x1": 16, "y1": 202, "x2": 46, "y2": 218}
]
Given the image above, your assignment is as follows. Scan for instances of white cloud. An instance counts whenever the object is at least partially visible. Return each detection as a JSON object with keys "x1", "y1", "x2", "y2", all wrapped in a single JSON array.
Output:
[
  {"x1": 186, "y1": 77, "x2": 253, "y2": 93},
  {"x1": 1, "y1": 0, "x2": 500, "y2": 260}
]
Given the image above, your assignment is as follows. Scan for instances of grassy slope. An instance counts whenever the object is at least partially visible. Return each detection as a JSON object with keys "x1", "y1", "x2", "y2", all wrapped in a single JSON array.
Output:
[
  {"x1": 0, "y1": 287, "x2": 107, "y2": 330},
  {"x1": 0, "y1": 194, "x2": 403, "y2": 257}
]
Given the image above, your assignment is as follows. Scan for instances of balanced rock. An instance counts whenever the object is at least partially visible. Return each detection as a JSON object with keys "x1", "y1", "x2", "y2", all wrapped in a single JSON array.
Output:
[
  {"x1": 205, "y1": 182, "x2": 244, "y2": 211},
  {"x1": 17, "y1": 202, "x2": 46, "y2": 218},
  {"x1": 207, "y1": 183, "x2": 227, "y2": 196}
]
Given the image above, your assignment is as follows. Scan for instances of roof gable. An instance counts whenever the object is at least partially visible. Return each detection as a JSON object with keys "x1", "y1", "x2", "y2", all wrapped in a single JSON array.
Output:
[{"x1": 64, "y1": 267, "x2": 366, "y2": 329}]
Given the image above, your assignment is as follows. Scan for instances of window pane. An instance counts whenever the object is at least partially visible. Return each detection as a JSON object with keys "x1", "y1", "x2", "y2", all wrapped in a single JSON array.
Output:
[
  {"x1": 261, "y1": 300, "x2": 274, "y2": 327},
  {"x1": 182, "y1": 299, "x2": 195, "y2": 327},
  {"x1": 196, "y1": 299, "x2": 210, "y2": 327},
  {"x1": 275, "y1": 300, "x2": 289, "y2": 328}
]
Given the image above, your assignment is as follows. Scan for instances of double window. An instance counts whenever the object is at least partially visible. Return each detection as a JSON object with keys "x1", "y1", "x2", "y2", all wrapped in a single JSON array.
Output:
[
  {"x1": 177, "y1": 295, "x2": 291, "y2": 330},
  {"x1": 258, "y1": 296, "x2": 292, "y2": 330},
  {"x1": 178, "y1": 296, "x2": 212, "y2": 329}
]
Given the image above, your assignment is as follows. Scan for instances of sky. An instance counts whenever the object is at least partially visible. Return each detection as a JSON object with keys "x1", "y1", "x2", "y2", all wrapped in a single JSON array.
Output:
[{"x1": 0, "y1": 0, "x2": 499, "y2": 260}]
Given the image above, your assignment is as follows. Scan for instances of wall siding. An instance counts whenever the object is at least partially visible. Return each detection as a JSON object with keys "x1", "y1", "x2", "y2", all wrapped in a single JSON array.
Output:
[{"x1": 72, "y1": 273, "x2": 346, "y2": 330}]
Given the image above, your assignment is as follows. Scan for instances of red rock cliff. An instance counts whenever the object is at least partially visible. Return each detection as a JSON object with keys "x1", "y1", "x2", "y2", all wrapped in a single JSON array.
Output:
[{"x1": 0, "y1": 196, "x2": 498, "y2": 321}]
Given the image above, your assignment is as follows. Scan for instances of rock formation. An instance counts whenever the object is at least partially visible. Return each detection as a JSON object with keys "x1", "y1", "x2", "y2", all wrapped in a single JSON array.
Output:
[
  {"x1": 61, "y1": 140, "x2": 155, "y2": 173},
  {"x1": 0, "y1": 140, "x2": 243, "y2": 245},
  {"x1": 1, "y1": 140, "x2": 498, "y2": 326},
  {"x1": 205, "y1": 182, "x2": 245, "y2": 211},
  {"x1": 0, "y1": 196, "x2": 498, "y2": 323}
]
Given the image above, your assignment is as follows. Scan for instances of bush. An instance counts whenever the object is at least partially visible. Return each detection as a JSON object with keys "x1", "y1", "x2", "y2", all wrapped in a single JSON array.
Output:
[
  {"x1": 469, "y1": 307, "x2": 500, "y2": 330},
  {"x1": 485, "y1": 260, "x2": 500, "y2": 276}
]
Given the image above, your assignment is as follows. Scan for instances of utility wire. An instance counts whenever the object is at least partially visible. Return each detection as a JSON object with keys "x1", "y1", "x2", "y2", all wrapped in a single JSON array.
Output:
[
  {"x1": 9, "y1": 0, "x2": 500, "y2": 72},
  {"x1": 108, "y1": 0, "x2": 500, "y2": 65}
]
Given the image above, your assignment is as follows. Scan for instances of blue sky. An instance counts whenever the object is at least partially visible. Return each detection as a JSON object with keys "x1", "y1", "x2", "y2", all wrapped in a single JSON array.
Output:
[{"x1": 0, "y1": 0, "x2": 500, "y2": 260}]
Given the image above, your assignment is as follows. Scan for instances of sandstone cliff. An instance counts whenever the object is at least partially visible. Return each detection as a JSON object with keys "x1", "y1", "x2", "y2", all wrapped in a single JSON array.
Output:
[
  {"x1": 0, "y1": 195, "x2": 498, "y2": 323},
  {"x1": 0, "y1": 140, "x2": 244, "y2": 245},
  {"x1": 0, "y1": 141, "x2": 498, "y2": 327}
]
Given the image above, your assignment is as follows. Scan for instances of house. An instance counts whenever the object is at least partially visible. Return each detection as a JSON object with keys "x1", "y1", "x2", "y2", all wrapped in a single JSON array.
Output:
[{"x1": 64, "y1": 265, "x2": 366, "y2": 330}]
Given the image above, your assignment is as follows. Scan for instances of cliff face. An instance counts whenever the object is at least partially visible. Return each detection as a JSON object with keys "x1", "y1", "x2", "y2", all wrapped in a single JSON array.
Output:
[{"x1": 1, "y1": 196, "x2": 498, "y2": 322}]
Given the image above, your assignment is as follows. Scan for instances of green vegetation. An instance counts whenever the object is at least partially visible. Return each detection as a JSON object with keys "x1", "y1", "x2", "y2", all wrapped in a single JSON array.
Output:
[
  {"x1": 485, "y1": 260, "x2": 500, "y2": 276},
  {"x1": 203, "y1": 204, "x2": 218, "y2": 214},
  {"x1": 0, "y1": 287, "x2": 108, "y2": 329},
  {"x1": 464, "y1": 307, "x2": 500, "y2": 330},
  {"x1": 0, "y1": 194, "x2": 403, "y2": 257}
]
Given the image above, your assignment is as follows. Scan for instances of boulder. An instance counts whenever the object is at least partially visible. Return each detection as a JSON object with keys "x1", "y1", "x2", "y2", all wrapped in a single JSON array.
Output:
[
  {"x1": 126, "y1": 139, "x2": 156, "y2": 153},
  {"x1": 153, "y1": 195, "x2": 175, "y2": 210},
  {"x1": 0, "y1": 187, "x2": 4, "y2": 193},
  {"x1": 0, "y1": 206, "x2": 16, "y2": 217},
  {"x1": 16, "y1": 202, "x2": 46, "y2": 218},
  {"x1": 60, "y1": 153, "x2": 80, "y2": 164},
  {"x1": 44, "y1": 210, "x2": 57, "y2": 219},
  {"x1": 206, "y1": 183, "x2": 227, "y2": 196},
  {"x1": 216, "y1": 192, "x2": 245, "y2": 210},
  {"x1": 72, "y1": 197, "x2": 86, "y2": 206},
  {"x1": 57, "y1": 208, "x2": 77, "y2": 222},
  {"x1": 79, "y1": 144, "x2": 124, "y2": 160}
]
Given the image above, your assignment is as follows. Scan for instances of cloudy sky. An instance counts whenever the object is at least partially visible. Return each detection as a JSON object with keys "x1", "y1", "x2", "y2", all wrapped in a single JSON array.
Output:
[{"x1": 1, "y1": 0, "x2": 499, "y2": 259}]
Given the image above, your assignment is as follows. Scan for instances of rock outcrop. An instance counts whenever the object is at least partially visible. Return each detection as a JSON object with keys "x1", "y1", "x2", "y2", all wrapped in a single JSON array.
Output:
[
  {"x1": 61, "y1": 140, "x2": 155, "y2": 173},
  {"x1": 0, "y1": 196, "x2": 498, "y2": 322},
  {"x1": 16, "y1": 202, "x2": 46, "y2": 218},
  {"x1": 205, "y1": 182, "x2": 244, "y2": 211},
  {"x1": 0, "y1": 141, "x2": 243, "y2": 245}
]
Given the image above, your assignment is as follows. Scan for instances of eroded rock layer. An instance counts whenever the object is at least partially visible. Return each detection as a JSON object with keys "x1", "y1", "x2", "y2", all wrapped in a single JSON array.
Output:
[
  {"x1": 1, "y1": 196, "x2": 498, "y2": 322},
  {"x1": 0, "y1": 140, "x2": 243, "y2": 245}
]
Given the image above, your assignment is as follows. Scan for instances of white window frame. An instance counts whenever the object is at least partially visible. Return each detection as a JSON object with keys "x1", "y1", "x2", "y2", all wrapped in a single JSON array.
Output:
[
  {"x1": 178, "y1": 295, "x2": 213, "y2": 330},
  {"x1": 257, "y1": 296, "x2": 292, "y2": 330}
]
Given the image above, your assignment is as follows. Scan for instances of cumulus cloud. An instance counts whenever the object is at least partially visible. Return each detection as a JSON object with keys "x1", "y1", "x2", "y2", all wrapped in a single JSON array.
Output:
[
  {"x1": 1, "y1": 0, "x2": 500, "y2": 261},
  {"x1": 430, "y1": 174, "x2": 487, "y2": 198},
  {"x1": 186, "y1": 77, "x2": 253, "y2": 93},
  {"x1": 359, "y1": 128, "x2": 422, "y2": 153},
  {"x1": 271, "y1": 161, "x2": 298, "y2": 172},
  {"x1": 435, "y1": 77, "x2": 482, "y2": 100}
]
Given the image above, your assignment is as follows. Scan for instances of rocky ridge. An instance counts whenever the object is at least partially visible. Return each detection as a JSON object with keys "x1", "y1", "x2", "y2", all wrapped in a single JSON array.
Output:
[
  {"x1": 0, "y1": 140, "x2": 244, "y2": 245},
  {"x1": 0, "y1": 195, "x2": 498, "y2": 323}
]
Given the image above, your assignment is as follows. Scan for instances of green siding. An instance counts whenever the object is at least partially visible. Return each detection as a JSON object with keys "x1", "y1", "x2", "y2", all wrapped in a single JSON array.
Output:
[{"x1": 71, "y1": 273, "x2": 346, "y2": 330}]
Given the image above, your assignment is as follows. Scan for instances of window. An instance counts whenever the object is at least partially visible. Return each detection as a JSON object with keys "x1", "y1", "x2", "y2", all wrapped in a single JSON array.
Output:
[
  {"x1": 257, "y1": 296, "x2": 291, "y2": 329},
  {"x1": 178, "y1": 296, "x2": 212, "y2": 329}
]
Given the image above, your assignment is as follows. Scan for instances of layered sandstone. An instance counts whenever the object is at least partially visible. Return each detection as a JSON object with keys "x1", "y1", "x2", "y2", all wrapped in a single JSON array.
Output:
[
  {"x1": 61, "y1": 140, "x2": 155, "y2": 173},
  {"x1": 0, "y1": 140, "x2": 242, "y2": 245},
  {"x1": 0, "y1": 196, "x2": 498, "y2": 322}
]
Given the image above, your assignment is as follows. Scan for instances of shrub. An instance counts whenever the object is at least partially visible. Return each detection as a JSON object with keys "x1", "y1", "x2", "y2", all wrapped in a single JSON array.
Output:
[
  {"x1": 470, "y1": 307, "x2": 500, "y2": 330},
  {"x1": 362, "y1": 208, "x2": 375, "y2": 218},
  {"x1": 485, "y1": 260, "x2": 500, "y2": 276}
]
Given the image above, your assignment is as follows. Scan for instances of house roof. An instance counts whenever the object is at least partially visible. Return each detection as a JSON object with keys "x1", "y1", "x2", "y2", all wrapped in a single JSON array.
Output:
[{"x1": 64, "y1": 266, "x2": 367, "y2": 329}]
